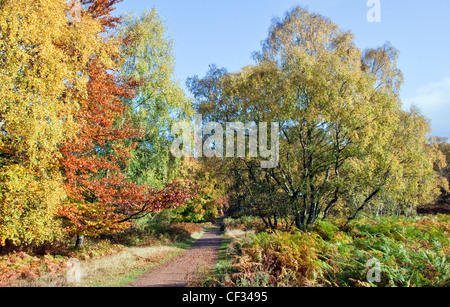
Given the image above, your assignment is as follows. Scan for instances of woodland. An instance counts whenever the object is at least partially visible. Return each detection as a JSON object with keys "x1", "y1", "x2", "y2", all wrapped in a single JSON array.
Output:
[{"x1": 0, "y1": 0, "x2": 448, "y2": 287}]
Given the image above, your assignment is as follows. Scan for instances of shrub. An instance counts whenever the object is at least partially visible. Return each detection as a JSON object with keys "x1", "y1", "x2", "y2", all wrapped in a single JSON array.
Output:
[
  {"x1": 222, "y1": 215, "x2": 450, "y2": 287},
  {"x1": 342, "y1": 215, "x2": 450, "y2": 287},
  {"x1": 0, "y1": 252, "x2": 68, "y2": 286},
  {"x1": 227, "y1": 231, "x2": 332, "y2": 287},
  {"x1": 222, "y1": 216, "x2": 266, "y2": 233}
]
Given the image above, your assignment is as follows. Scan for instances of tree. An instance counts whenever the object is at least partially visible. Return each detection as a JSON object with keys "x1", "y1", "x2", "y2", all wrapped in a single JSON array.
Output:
[
  {"x1": 58, "y1": 3, "x2": 194, "y2": 244},
  {"x1": 344, "y1": 107, "x2": 447, "y2": 222},
  {"x1": 172, "y1": 157, "x2": 229, "y2": 223},
  {"x1": 118, "y1": 10, "x2": 192, "y2": 188},
  {"x1": 433, "y1": 137, "x2": 450, "y2": 190},
  {"x1": 0, "y1": 0, "x2": 105, "y2": 246},
  {"x1": 188, "y1": 7, "x2": 445, "y2": 229}
]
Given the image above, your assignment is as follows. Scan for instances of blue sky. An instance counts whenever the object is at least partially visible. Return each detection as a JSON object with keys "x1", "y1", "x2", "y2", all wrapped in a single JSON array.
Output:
[{"x1": 114, "y1": 0, "x2": 450, "y2": 138}]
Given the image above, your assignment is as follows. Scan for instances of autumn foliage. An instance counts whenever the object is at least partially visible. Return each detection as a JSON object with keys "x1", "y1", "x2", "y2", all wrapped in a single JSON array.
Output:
[
  {"x1": 58, "y1": 59, "x2": 138, "y2": 237},
  {"x1": 0, "y1": 0, "x2": 195, "y2": 247},
  {"x1": 58, "y1": 1, "x2": 194, "y2": 239},
  {"x1": 0, "y1": 0, "x2": 92, "y2": 246}
]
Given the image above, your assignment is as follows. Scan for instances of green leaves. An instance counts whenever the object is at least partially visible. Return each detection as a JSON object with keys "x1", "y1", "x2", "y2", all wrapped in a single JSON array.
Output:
[
  {"x1": 118, "y1": 10, "x2": 192, "y2": 188},
  {"x1": 225, "y1": 215, "x2": 450, "y2": 287},
  {"x1": 188, "y1": 6, "x2": 446, "y2": 229}
]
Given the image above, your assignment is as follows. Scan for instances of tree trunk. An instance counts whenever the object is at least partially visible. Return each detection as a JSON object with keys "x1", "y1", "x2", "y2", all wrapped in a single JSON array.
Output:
[
  {"x1": 323, "y1": 188, "x2": 340, "y2": 220},
  {"x1": 262, "y1": 217, "x2": 269, "y2": 229},
  {"x1": 1, "y1": 240, "x2": 15, "y2": 254},
  {"x1": 307, "y1": 203, "x2": 317, "y2": 227},
  {"x1": 295, "y1": 210, "x2": 307, "y2": 231},
  {"x1": 268, "y1": 217, "x2": 274, "y2": 230},
  {"x1": 345, "y1": 188, "x2": 381, "y2": 227},
  {"x1": 75, "y1": 235, "x2": 85, "y2": 248}
]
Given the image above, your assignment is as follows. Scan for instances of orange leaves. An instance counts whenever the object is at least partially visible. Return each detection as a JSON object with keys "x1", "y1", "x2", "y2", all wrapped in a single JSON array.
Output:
[
  {"x1": 0, "y1": 0, "x2": 110, "y2": 246},
  {"x1": 84, "y1": 0, "x2": 123, "y2": 31},
  {"x1": 0, "y1": 0, "x2": 194, "y2": 247},
  {"x1": 59, "y1": 18, "x2": 194, "y2": 238},
  {"x1": 58, "y1": 58, "x2": 143, "y2": 236}
]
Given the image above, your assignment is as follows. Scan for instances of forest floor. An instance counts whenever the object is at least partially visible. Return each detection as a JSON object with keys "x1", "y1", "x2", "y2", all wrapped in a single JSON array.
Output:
[{"x1": 125, "y1": 218, "x2": 224, "y2": 287}]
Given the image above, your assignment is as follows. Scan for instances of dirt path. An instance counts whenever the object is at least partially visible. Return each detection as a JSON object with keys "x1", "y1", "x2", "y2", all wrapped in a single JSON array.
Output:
[{"x1": 125, "y1": 219, "x2": 223, "y2": 287}]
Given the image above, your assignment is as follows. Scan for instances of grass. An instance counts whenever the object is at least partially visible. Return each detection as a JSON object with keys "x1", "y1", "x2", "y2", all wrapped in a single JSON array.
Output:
[
  {"x1": 213, "y1": 235, "x2": 235, "y2": 285},
  {"x1": 2, "y1": 227, "x2": 207, "y2": 287},
  {"x1": 213, "y1": 234, "x2": 233, "y2": 277},
  {"x1": 10, "y1": 246, "x2": 183, "y2": 287},
  {"x1": 173, "y1": 230, "x2": 205, "y2": 250},
  {"x1": 76, "y1": 246, "x2": 182, "y2": 287},
  {"x1": 75, "y1": 229, "x2": 206, "y2": 287}
]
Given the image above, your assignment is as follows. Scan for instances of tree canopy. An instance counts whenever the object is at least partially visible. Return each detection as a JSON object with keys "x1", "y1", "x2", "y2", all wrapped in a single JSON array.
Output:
[
  {"x1": 188, "y1": 7, "x2": 447, "y2": 229},
  {"x1": 0, "y1": 3, "x2": 447, "y2": 249},
  {"x1": 0, "y1": 0, "x2": 195, "y2": 247}
]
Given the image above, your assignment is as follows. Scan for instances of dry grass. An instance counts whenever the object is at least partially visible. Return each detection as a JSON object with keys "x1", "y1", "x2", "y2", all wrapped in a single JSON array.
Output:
[
  {"x1": 2, "y1": 221, "x2": 209, "y2": 287},
  {"x1": 8, "y1": 245, "x2": 182, "y2": 287},
  {"x1": 224, "y1": 229, "x2": 256, "y2": 239}
]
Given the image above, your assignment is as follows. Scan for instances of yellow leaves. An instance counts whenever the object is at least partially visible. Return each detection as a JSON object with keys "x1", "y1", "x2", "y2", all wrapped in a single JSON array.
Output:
[
  {"x1": 0, "y1": 164, "x2": 65, "y2": 245},
  {"x1": 1, "y1": 1, "x2": 79, "y2": 150},
  {"x1": 0, "y1": 0, "x2": 117, "y2": 246},
  {"x1": 119, "y1": 9, "x2": 191, "y2": 124}
]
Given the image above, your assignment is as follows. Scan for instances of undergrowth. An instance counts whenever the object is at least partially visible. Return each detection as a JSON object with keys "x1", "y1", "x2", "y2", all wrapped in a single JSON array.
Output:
[
  {"x1": 0, "y1": 212, "x2": 209, "y2": 287},
  {"x1": 213, "y1": 215, "x2": 450, "y2": 287}
]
